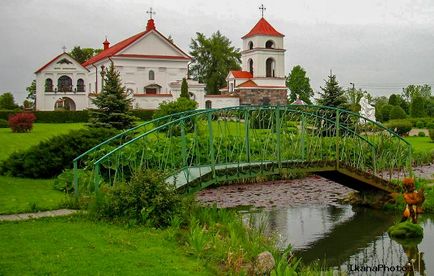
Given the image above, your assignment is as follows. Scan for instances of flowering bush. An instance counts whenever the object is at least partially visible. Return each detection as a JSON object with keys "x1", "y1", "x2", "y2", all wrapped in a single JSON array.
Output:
[{"x1": 8, "y1": 112, "x2": 36, "y2": 133}]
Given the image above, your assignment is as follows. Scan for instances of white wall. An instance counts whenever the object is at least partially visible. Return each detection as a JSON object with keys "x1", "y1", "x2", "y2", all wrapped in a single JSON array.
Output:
[{"x1": 204, "y1": 96, "x2": 240, "y2": 109}]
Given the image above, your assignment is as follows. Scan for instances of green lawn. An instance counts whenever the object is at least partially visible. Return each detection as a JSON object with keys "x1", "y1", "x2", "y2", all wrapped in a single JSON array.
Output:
[
  {"x1": 0, "y1": 176, "x2": 66, "y2": 214},
  {"x1": 405, "y1": 136, "x2": 434, "y2": 153},
  {"x1": 0, "y1": 123, "x2": 85, "y2": 161},
  {"x1": 0, "y1": 216, "x2": 212, "y2": 275}
]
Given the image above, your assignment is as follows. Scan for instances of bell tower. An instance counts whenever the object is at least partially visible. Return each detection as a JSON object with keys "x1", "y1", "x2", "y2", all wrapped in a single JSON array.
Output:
[{"x1": 241, "y1": 14, "x2": 285, "y2": 79}]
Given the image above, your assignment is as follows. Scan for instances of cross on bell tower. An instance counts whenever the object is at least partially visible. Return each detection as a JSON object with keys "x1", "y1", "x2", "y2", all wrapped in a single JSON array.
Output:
[
  {"x1": 259, "y1": 4, "x2": 266, "y2": 18},
  {"x1": 146, "y1": 7, "x2": 156, "y2": 19}
]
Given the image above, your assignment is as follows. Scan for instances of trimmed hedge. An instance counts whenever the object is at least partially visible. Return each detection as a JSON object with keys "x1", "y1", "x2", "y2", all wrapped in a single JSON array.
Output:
[
  {"x1": 0, "y1": 127, "x2": 118, "y2": 178},
  {"x1": 0, "y1": 119, "x2": 8, "y2": 128},
  {"x1": 384, "y1": 119, "x2": 412, "y2": 136},
  {"x1": 0, "y1": 109, "x2": 154, "y2": 123}
]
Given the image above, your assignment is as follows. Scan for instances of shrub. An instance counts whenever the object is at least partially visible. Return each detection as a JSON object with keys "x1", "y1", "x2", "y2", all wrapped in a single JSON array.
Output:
[
  {"x1": 416, "y1": 121, "x2": 425, "y2": 128},
  {"x1": 53, "y1": 169, "x2": 93, "y2": 193},
  {"x1": 94, "y1": 169, "x2": 181, "y2": 227},
  {"x1": 153, "y1": 97, "x2": 197, "y2": 134},
  {"x1": 130, "y1": 109, "x2": 154, "y2": 121},
  {"x1": 389, "y1": 106, "x2": 407, "y2": 120},
  {"x1": 384, "y1": 119, "x2": 412, "y2": 136},
  {"x1": 0, "y1": 119, "x2": 8, "y2": 128},
  {"x1": 427, "y1": 122, "x2": 434, "y2": 129},
  {"x1": 380, "y1": 104, "x2": 394, "y2": 122},
  {"x1": 429, "y1": 129, "x2": 434, "y2": 142},
  {"x1": 0, "y1": 128, "x2": 117, "y2": 178},
  {"x1": 418, "y1": 131, "x2": 426, "y2": 137},
  {"x1": 8, "y1": 112, "x2": 36, "y2": 132}
]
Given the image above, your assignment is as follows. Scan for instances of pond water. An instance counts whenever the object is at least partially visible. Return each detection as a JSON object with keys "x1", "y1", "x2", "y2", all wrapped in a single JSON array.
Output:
[{"x1": 196, "y1": 175, "x2": 434, "y2": 275}]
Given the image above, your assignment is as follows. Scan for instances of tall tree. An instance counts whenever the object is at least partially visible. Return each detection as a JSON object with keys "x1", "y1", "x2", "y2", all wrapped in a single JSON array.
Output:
[
  {"x1": 190, "y1": 31, "x2": 241, "y2": 94},
  {"x1": 346, "y1": 88, "x2": 365, "y2": 112},
  {"x1": 410, "y1": 96, "x2": 426, "y2": 118},
  {"x1": 69, "y1": 46, "x2": 102, "y2": 64},
  {"x1": 402, "y1": 84, "x2": 432, "y2": 102},
  {"x1": 317, "y1": 72, "x2": 347, "y2": 108},
  {"x1": 0, "y1": 92, "x2": 18, "y2": 110},
  {"x1": 89, "y1": 63, "x2": 136, "y2": 130},
  {"x1": 25, "y1": 80, "x2": 36, "y2": 109},
  {"x1": 180, "y1": 78, "x2": 190, "y2": 99},
  {"x1": 286, "y1": 65, "x2": 314, "y2": 104}
]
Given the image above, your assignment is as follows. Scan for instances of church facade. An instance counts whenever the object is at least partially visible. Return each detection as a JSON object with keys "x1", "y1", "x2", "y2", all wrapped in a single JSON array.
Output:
[{"x1": 34, "y1": 14, "x2": 287, "y2": 111}]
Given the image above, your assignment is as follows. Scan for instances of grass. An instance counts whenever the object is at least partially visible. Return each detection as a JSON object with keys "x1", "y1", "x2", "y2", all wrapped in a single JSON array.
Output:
[
  {"x1": 0, "y1": 176, "x2": 66, "y2": 214},
  {"x1": 405, "y1": 136, "x2": 434, "y2": 153},
  {"x1": 0, "y1": 216, "x2": 212, "y2": 275},
  {"x1": 0, "y1": 123, "x2": 85, "y2": 161}
]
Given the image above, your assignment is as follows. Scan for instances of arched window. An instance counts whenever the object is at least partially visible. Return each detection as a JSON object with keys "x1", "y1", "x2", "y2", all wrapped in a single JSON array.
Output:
[
  {"x1": 205, "y1": 100, "x2": 212, "y2": 109},
  {"x1": 58, "y1": 75, "x2": 72, "y2": 92},
  {"x1": 45, "y1": 78, "x2": 53, "y2": 92},
  {"x1": 149, "y1": 70, "x2": 155, "y2": 80},
  {"x1": 248, "y1": 41, "x2": 253, "y2": 50},
  {"x1": 265, "y1": 40, "x2": 275, "y2": 49},
  {"x1": 248, "y1": 59, "x2": 254, "y2": 75},
  {"x1": 266, "y1": 58, "x2": 275, "y2": 77},
  {"x1": 189, "y1": 92, "x2": 196, "y2": 100},
  {"x1": 77, "y1": 79, "x2": 85, "y2": 92}
]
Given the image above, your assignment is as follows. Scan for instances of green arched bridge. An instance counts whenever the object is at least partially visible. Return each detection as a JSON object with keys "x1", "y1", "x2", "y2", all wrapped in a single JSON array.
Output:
[{"x1": 73, "y1": 105, "x2": 412, "y2": 194}]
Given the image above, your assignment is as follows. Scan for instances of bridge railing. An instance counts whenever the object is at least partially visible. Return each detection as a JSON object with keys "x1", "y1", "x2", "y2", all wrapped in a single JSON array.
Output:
[{"x1": 74, "y1": 105, "x2": 411, "y2": 193}]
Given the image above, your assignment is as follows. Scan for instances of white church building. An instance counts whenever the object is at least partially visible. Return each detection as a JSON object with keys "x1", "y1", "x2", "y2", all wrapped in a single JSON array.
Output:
[{"x1": 34, "y1": 11, "x2": 287, "y2": 111}]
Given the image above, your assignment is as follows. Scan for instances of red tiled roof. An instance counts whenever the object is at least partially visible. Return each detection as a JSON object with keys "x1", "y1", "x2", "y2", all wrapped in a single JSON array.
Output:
[
  {"x1": 237, "y1": 80, "x2": 257, "y2": 88},
  {"x1": 230, "y1": 70, "x2": 253, "y2": 79},
  {"x1": 35, "y1": 52, "x2": 88, "y2": 74},
  {"x1": 82, "y1": 20, "x2": 191, "y2": 67},
  {"x1": 242, "y1": 18, "x2": 284, "y2": 39}
]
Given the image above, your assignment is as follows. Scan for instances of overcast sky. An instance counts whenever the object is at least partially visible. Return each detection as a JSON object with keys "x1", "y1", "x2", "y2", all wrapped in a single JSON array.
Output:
[{"x1": 1, "y1": 0, "x2": 434, "y2": 103}]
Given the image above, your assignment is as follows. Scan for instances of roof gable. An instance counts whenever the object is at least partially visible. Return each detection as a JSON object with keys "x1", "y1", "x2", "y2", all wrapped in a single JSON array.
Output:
[
  {"x1": 119, "y1": 31, "x2": 189, "y2": 59},
  {"x1": 82, "y1": 20, "x2": 191, "y2": 67},
  {"x1": 35, "y1": 52, "x2": 88, "y2": 74},
  {"x1": 229, "y1": 70, "x2": 253, "y2": 79},
  {"x1": 242, "y1": 18, "x2": 284, "y2": 39}
]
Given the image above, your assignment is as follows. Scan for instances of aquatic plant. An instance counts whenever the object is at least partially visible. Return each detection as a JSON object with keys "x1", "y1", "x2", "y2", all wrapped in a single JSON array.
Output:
[{"x1": 388, "y1": 221, "x2": 424, "y2": 239}]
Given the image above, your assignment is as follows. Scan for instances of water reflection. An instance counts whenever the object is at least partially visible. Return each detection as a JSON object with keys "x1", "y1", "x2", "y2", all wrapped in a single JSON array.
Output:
[{"x1": 245, "y1": 205, "x2": 434, "y2": 275}]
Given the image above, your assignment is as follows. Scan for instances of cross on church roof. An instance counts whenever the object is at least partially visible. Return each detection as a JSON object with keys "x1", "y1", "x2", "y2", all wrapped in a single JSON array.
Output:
[
  {"x1": 62, "y1": 46, "x2": 67, "y2": 53},
  {"x1": 146, "y1": 7, "x2": 156, "y2": 19},
  {"x1": 259, "y1": 4, "x2": 266, "y2": 18}
]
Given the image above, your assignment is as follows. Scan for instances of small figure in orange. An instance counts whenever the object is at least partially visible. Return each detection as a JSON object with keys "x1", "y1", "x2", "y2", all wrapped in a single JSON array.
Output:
[{"x1": 400, "y1": 178, "x2": 425, "y2": 224}]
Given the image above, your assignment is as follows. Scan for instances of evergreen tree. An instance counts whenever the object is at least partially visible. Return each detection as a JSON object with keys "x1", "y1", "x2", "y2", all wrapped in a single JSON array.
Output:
[
  {"x1": 380, "y1": 104, "x2": 394, "y2": 122},
  {"x1": 317, "y1": 72, "x2": 347, "y2": 108},
  {"x1": 286, "y1": 65, "x2": 313, "y2": 104},
  {"x1": 389, "y1": 105, "x2": 407, "y2": 120},
  {"x1": 89, "y1": 63, "x2": 136, "y2": 130},
  {"x1": 180, "y1": 78, "x2": 190, "y2": 99}
]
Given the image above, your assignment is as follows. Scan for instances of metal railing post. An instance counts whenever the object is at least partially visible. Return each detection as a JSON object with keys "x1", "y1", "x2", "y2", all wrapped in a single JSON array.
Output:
[
  {"x1": 335, "y1": 110, "x2": 340, "y2": 170},
  {"x1": 244, "y1": 110, "x2": 251, "y2": 163},
  {"x1": 275, "y1": 107, "x2": 282, "y2": 169},
  {"x1": 73, "y1": 160, "x2": 79, "y2": 197},
  {"x1": 180, "y1": 120, "x2": 190, "y2": 183},
  {"x1": 207, "y1": 113, "x2": 216, "y2": 178}
]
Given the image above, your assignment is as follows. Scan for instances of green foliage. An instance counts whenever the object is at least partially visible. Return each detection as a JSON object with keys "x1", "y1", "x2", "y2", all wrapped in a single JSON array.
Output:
[
  {"x1": 25, "y1": 80, "x2": 36, "y2": 108},
  {"x1": 94, "y1": 170, "x2": 181, "y2": 227},
  {"x1": 388, "y1": 221, "x2": 424, "y2": 239},
  {"x1": 380, "y1": 104, "x2": 394, "y2": 122},
  {"x1": 430, "y1": 129, "x2": 434, "y2": 142},
  {"x1": 0, "y1": 128, "x2": 117, "y2": 178},
  {"x1": 153, "y1": 97, "x2": 197, "y2": 133},
  {"x1": 373, "y1": 96, "x2": 388, "y2": 122},
  {"x1": 0, "y1": 92, "x2": 18, "y2": 110},
  {"x1": 68, "y1": 46, "x2": 101, "y2": 63},
  {"x1": 402, "y1": 84, "x2": 431, "y2": 102},
  {"x1": 416, "y1": 121, "x2": 425, "y2": 128},
  {"x1": 53, "y1": 169, "x2": 92, "y2": 194},
  {"x1": 286, "y1": 65, "x2": 313, "y2": 104},
  {"x1": 0, "y1": 119, "x2": 7, "y2": 128},
  {"x1": 418, "y1": 131, "x2": 426, "y2": 137},
  {"x1": 384, "y1": 119, "x2": 412, "y2": 135},
  {"x1": 316, "y1": 72, "x2": 347, "y2": 108},
  {"x1": 410, "y1": 96, "x2": 427, "y2": 118},
  {"x1": 89, "y1": 63, "x2": 136, "y2": 130},
  {"x1": 346, "y1": 88, "x2": 367, "y2": 112},
  {"x1": 190, "y1": 31, "x2": 241, "y2": 94},
  {"x1": 180, "y1": 78, "x2": 190, "y2": 99},
  {"x1": 389, "y1": 105, "x2": 407, "y2": 120},
  {"x1": 427, "y1": 122, "x2": 434, "y2": 129},
  {"x1": 388, "y1": 94, "x2": 408, "y2": 112}
]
